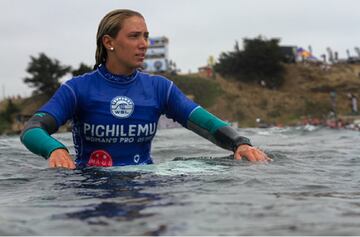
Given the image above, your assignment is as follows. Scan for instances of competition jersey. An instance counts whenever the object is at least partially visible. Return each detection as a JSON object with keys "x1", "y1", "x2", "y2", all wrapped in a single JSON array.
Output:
[{"x1": 38, "y1": 65, "x2": 198, "y2": 167}]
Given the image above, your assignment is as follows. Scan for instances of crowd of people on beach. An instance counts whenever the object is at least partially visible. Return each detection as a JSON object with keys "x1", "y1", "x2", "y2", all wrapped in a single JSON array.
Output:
[
  {"x1": 255, "y1": 115, "x2": 360, "y2": 131},
  {"x1": 302, "y1": 116, "x2": 360, "y2": 131}
]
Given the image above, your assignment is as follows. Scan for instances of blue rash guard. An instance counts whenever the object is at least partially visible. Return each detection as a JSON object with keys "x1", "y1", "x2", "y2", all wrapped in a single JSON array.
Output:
[{"x1": 37, "y1": 65, "x2": 198, "y2": 167}]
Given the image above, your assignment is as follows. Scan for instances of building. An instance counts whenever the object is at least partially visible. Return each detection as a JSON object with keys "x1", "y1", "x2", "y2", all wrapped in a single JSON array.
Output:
[{"x1": 143, "y1": 36, "x2": 170, "y2": 73}]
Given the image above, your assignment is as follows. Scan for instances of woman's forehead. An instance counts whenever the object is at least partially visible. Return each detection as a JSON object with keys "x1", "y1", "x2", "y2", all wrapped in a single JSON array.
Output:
[{"x1": 121, "y1": 16, "x2": 147, "y2": 32}]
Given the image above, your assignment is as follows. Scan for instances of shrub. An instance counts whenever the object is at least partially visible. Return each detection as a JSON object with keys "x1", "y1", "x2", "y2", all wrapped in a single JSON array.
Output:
[{"x1": 214, "y1": 36, "x2": 285, "y2": 89}]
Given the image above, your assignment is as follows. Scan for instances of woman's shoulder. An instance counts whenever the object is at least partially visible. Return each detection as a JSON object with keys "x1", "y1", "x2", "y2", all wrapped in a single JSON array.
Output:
[
  {"x1": 137, "y1": 70, "x2": 171, "y2": 84},
  {"x1": 72, "y1": 70, "x2": 98, "y2": 81},
  {"x1": 65, "y1": 70, "x2": 98, "y2": 86}
]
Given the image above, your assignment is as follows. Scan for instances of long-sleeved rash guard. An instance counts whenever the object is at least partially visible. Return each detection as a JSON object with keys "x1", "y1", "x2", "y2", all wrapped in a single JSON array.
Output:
[{"x1": 20, "y1": 65, "x2": 251, "y2": 167}]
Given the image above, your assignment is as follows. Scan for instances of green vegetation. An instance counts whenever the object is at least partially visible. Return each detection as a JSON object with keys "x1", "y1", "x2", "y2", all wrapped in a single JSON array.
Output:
[
  {"x1": 301, "y1": 98, "x2": 332, "y2": 117},
  {"x1": 167, "y1": 74, "x2": 223, "y2": 108},
  {"x1": 23, "y1": 53, "x2": 71, "y2": 97},
  {"x1": 1, "y1": 48, "x2": 359, "y2": 134},
  {"x1": 0, "y1": 99, "x2": 19, "y2": 134},
  {"x1": 214, "y1": 36, "x2": 285, "y2": 89},
  {"x1": 72, "y1": 63, "x2": 93, "y2": 76}
]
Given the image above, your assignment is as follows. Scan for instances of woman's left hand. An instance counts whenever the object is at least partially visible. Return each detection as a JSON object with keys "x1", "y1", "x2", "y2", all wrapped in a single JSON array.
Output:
[{"x1": 234, "y1": 144, "x2": 272, "y2": 163}]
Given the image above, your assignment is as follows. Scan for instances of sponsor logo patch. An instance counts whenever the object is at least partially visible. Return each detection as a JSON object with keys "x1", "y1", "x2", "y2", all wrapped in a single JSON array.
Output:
[
  {"x1": 88, "y1": 150, "x2": 113, "y2": 167},
  {"x1": 110, "y1": 96, "x2": 134, "y2": 118}
]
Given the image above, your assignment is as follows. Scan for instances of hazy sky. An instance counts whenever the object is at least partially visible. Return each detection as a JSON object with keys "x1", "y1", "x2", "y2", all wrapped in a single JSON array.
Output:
[{"x1": 1, "y1": 0, "x2": 359, "y2": 97}]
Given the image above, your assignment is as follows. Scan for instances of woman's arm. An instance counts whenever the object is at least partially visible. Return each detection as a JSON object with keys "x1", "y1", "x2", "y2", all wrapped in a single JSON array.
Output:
[
  {"x1": 20, "y1": 81, "x2": 78, "y2": 169},
  {"x1": 20, "y1": 113, "x2": 75, "y2": 169},
  {"x1": 187, "y1": 107, "x2": 271, "y2": 163},
  {"x1": 162, "y1": 79, "x2": 270, "y2": 163},
  {"x1": 20, "y1": 112, "x2": 76, "y2": 169},
  {"x1": 187, "y1": 107, "x2": 251, "y2": 150}
]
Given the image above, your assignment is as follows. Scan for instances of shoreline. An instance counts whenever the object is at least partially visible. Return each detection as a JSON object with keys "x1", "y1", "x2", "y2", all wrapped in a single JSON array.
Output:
[{"x1": 1, "y1": 63, "x2": 360, "y2": 135}]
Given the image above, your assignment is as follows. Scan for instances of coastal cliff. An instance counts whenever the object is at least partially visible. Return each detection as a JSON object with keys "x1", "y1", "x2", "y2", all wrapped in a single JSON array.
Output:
[{"x1": 171, "y1": 63, "x2": 360, "y2": 127}]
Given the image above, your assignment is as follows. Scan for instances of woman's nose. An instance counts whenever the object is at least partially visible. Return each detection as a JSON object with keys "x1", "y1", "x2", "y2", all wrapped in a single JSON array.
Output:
[{"x1": 139, "y1": 37, "x2": 148, "y2": 49}]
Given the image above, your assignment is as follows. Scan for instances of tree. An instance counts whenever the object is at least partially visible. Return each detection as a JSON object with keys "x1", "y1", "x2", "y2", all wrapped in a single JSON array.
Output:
[
  {"x1": 214, "y1": 36, "x2": 285, "y2": 88},
  {"x1": 72, "y1": 63, "x2": 93, "y2": 76},
  {"x1": 23, "y1": 53, "x2": 71, "y2": 96}
]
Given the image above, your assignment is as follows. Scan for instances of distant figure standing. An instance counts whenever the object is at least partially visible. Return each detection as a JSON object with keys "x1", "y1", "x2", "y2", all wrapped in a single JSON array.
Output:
[
  {"x1": 330, "y1": 90, "x2": 337, "y2": 119},
  {"x1": 349, "y1": 93, "x2": 358, "y2": 114}
]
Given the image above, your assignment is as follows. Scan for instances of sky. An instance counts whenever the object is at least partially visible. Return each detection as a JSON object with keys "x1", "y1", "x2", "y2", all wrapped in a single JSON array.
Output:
[{"x1": 1, "y1": 0, "x2": 359, "y2": 98}]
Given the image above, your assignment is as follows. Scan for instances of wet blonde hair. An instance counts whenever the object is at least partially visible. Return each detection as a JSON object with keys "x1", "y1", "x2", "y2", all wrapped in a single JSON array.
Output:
[{"x1": 94, "y1": 9, "x2": 144, "y2": 69}]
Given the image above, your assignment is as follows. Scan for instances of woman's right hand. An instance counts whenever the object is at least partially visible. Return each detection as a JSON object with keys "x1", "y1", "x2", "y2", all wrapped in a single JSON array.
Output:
[
  {"x1": 48, "y1": 149, "x2": 76, "y2": 169},
  {"x1": 234, "y1": 144, "x2": 272, "y2": 163}
]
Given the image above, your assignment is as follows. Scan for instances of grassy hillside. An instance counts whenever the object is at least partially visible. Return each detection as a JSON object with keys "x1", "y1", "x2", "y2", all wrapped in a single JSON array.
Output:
[
  {"x1": 1, "y1": 63, "x2": 360, "y2": 134},
  {"x1": 168, "y1": 63, "x2": 360, "y2": 127},
  {"x1": 168, "y1": 74, "x2": 224, "y2": 108}
]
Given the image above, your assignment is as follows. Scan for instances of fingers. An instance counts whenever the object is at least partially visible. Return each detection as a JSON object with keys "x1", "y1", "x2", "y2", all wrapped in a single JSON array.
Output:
[
  {"x1": 235, "y1": 145, "x2": 272, "y2": 164},
  {"x1": 58, "y1": 157, "x2": 75, "y2": 169},
  {"x1": 251, "y1": 148, "x2": 272, "y2": 163},
  {"x1": 67, "y1": 159, "x2": 76, "y2": 169},
  {"x1": 234, "y1": 152, "x2": 242, "y2": 160},
  {"x1": 50, "y1": 156, "x2": 76, "y2": 169},
  {"x1": 48, "y1": 149, "x2": 76, "y2": 170},
  {"x1": 49, "y1": 156, "x2": 56, "y2": 168}
]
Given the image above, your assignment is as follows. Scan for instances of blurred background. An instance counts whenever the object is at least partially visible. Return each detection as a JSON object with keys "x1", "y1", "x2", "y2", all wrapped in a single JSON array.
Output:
[{"x1": 1, "y1": 0, "x2": 360, "y2": 133}]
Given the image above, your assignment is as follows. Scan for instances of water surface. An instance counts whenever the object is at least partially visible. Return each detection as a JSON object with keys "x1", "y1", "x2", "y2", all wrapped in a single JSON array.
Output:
[{"x1": 0, "y1": 126, "x2": 359, "y2": 235}]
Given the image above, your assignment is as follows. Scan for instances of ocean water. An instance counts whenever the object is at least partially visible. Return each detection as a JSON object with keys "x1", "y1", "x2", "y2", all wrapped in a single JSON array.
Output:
[{"x1": 0, "y1": 126, "x2": 360, "y2": 235}]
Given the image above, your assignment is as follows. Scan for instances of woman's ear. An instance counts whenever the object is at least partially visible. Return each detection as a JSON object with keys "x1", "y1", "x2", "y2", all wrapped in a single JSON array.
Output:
[{"x1": 102, "y1": 35, "x2": 114, "y2": 51}]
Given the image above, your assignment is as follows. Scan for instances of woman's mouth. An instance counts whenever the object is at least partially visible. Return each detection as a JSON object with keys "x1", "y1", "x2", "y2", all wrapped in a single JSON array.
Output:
[{"x1": 135, "y1": 53, "x2": 145, "y2": 60}]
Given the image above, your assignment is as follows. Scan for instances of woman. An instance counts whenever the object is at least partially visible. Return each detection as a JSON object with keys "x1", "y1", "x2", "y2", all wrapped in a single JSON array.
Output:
[{"x1": 20, "y1": 9, "x2": 271, "y2": 169}]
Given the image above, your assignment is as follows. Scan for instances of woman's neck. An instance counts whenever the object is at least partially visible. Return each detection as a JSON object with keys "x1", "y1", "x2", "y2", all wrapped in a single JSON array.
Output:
[
  {"x1": 98, "y1": 64, "x2": 137, "y2": 84},
  {"x1": 105, "y1": 61, "x2": 135, "y2": 76}
]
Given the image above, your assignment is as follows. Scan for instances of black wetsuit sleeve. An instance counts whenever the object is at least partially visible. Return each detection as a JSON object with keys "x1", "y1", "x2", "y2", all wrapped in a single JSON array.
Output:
[
  {"x1": 187, "y1": 106, "x2": 252, "y2": 152},
  {"x1": 20, "y1": 112, "x2": 58, "y2": 137}
]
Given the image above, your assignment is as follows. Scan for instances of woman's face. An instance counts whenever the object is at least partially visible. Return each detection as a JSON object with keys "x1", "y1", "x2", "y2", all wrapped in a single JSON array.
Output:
[{"x1": 108, "y1": 16, "x2": 149, "y2": 72}]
